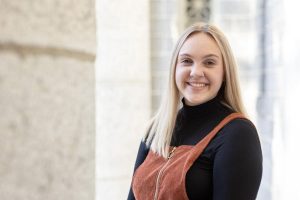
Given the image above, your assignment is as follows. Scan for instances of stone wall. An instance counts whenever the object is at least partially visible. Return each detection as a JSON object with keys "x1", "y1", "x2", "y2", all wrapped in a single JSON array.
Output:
[
  {"x1": 0, "y1": 1, "x2": 96, "y2": 199},
  {"x1": 95, "y1": 0, "x2": 151, "y2": 199}
]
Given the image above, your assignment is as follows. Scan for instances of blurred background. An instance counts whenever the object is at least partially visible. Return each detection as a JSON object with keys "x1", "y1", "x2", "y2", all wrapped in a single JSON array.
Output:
[{"x1": 1, "y1": 0, "x2": 300, "y2": 199}]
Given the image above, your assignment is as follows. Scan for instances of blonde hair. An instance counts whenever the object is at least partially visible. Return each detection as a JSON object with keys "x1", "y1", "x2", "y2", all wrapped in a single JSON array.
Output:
[{"x1": 144, "y1": 22, "x2": 246, "y2": 158}]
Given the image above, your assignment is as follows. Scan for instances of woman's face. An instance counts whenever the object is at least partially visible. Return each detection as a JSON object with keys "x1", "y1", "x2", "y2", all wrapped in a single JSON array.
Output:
[{"x1": 175, "y1": 32, "x2": 224, "y2": 106}]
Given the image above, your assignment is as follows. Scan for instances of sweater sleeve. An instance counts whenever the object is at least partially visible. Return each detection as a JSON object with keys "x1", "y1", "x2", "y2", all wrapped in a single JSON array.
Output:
[
  {"x1": 213, "y1": 119, "x2": 263, "y2": 200},
  {"x1": 127, "y1": 141, "x2": 150, "y2": 200}
]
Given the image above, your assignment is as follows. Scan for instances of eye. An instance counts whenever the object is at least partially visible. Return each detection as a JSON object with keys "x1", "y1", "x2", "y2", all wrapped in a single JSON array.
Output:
[
  {"x1": 180, "y1": 58, "x2": 193, "y2": 65},
  {"x1": 203, "y1": 59, "x2": 216, "y2": 66}
]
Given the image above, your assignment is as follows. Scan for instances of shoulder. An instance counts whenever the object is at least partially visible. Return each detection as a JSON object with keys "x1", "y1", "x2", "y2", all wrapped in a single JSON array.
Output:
[
  {"x1": 209, "y1": 117, "x2": 262, "y2": 169},
  {"x1": 216, "y1": 117, "x2": 261, "y2": 152},
  {"x1": 211, "y1": 118, "x2": 263, "y2": 200},
  {"x1": 223, "y1": 117, "x2": 257, "y2": 135},
  {"x1": 138, "y1": 140, "x2": 150, "y2": 154},
  {"x1": 133, "y1": 140, "x2": 150, "y2": 171}
]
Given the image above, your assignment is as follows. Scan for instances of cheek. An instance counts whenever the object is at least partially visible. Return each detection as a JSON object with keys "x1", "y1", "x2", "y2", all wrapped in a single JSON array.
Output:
[
  {"x1": 175, "y1": 67, "x2": 183, "y2": 86},
  {"x1": 212, "y1": 69, "x2": 224, "y2": 87},
  {"x1": 176, "y1": 67, "x2": 189, "y2": 79}
]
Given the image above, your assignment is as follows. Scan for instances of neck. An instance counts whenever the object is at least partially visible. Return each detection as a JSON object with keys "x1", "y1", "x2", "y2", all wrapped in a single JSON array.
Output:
[
  {"x1": 181, "y1": 97, "x2": 227, "y2": 120},
  {"x1": 171, "y1": 96, "x2": 234, "y2": 146}
]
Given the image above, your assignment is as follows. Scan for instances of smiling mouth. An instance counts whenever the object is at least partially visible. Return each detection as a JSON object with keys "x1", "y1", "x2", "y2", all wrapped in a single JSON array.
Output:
[{"x1": 187, "y1": 82, "x2": 208, "y2": 88}]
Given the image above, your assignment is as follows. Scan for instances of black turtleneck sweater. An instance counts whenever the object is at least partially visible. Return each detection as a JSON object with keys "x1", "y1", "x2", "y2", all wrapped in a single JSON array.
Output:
[{"x1": 128, "y1": 97, "x2": 262, "y2": 200}]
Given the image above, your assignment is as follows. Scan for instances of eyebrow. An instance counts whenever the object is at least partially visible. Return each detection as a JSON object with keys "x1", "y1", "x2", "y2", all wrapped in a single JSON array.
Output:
[{"x1": 178, "y1": 53, "x2": 220, "y2": 59}]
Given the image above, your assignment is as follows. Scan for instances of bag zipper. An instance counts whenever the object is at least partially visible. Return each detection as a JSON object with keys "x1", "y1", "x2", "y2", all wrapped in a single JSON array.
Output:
[{"x1": 153, "y1": 146, "x2": 177, "y2": 200}]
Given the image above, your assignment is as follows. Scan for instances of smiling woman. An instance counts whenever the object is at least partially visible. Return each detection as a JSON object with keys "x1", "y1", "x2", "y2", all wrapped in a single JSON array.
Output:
[
  {"x1": 128, "y1": 22, "x2": 262, "y2": 200},
  {"x1": 175, "y1": 32, "x2": 224, "y2": 106}
]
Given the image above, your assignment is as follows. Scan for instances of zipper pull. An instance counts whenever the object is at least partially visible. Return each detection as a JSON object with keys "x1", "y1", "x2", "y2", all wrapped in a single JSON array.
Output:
[{"x1": 167, "y1": 147, "x2": 176, "y2": 159}]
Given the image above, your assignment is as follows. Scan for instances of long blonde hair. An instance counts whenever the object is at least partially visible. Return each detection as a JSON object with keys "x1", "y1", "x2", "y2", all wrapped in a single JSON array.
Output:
[{"x1": 144, "y1": 22, "x2": 246, "y2": 158}]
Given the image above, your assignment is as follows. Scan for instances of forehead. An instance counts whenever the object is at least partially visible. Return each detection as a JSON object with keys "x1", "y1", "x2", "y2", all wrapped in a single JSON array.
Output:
[{"x1": 178, "y1": 32, "x2": 221, "y2": 57}]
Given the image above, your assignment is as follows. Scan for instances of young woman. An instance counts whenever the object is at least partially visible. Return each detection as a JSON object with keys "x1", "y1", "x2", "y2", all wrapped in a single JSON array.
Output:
[{"x1": 128, "y1": 22, "x2": 262, "y2": 200}]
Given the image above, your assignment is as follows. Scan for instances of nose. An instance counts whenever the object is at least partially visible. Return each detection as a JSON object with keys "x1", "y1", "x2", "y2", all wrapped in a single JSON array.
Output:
[{"x1": 190, "y1": 63, "x2": 205, "y2": 77}]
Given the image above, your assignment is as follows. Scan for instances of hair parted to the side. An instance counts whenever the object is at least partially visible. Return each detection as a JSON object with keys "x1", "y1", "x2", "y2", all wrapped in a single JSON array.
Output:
[{"x1": 143, "y1": 22, "x2": 247, "y2": 158}]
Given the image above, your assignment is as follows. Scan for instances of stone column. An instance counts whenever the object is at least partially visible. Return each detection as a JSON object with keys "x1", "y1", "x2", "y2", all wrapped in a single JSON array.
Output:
[
  {"x1": 96, "y1": 0, "x2": 151, "y2": 199},
  {"x1": 0, "y1": 1, "x2": 96, "y2": 200},
  {"x1": 150, "y1": 0, "x2": 178, "y2": 113}
]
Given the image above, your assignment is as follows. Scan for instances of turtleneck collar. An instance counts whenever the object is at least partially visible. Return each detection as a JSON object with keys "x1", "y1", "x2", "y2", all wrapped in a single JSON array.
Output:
[
  {"x1": 180, "y1": 96, "x2": 230, "y2": 121},
  {"x1": 172, "y1": 96, "x2": 234, "y2": 146}
]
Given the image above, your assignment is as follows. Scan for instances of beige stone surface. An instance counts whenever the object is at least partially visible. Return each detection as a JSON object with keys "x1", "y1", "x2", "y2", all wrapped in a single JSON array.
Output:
[
  {"x1": 96, "y1": 31, "x2": 150, "y2": 82},
  {"x1": 0, "y1": 0, "x2": 96, "y2": 54},
  {"x1": 96, "y1": 0, "x2": 150, "y2": 82},
  {"x1": 0, "y1": 0, "x2": 96, "y2": 199},
  {"x1": 96, "y1": 82, "x2": 149, "y2": 178},
  {"x1": 0, "y1": 52, "x2": 95, "y2": 200},
  {"x1": 97, "y1": 178, "x2": 131, "y2": 200},
  {"x1": 96, "y1": 0, "x2": 151, "y2": 199}
]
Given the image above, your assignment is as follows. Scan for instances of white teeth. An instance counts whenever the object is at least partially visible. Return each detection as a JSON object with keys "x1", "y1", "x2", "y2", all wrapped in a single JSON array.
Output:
[{"x1": 189, "y1": 82, "x2": 207, "y2": 88}]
